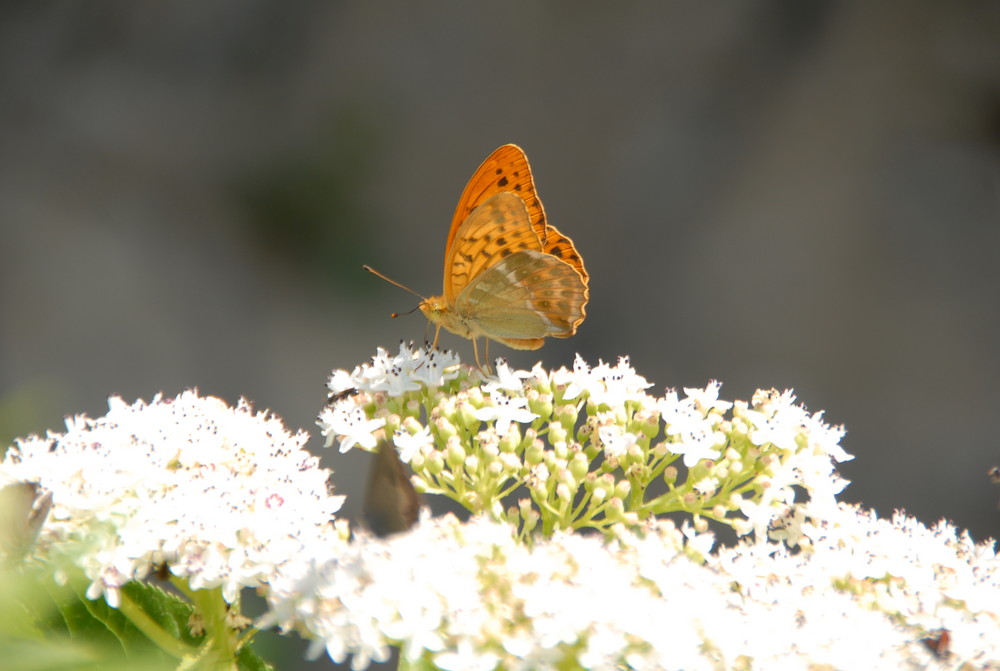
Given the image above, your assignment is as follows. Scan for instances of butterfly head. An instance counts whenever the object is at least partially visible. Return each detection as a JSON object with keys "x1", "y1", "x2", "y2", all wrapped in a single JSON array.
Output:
[
  {"x1": 419, "y1": 295, "x2": 471, "y2": 340},
  {"x1": 417, "y1": 295, "x2": 444, "y2": 319}
]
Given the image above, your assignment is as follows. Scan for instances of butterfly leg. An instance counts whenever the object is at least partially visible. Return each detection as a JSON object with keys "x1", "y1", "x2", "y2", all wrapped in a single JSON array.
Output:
[
  {"x1": 431, "y1": 325, "x2": 442, "y2": 349},
  {"x1": 471, "y1": 338, "x2": 492, "y2": 375},
  {"x1": 472, "y1": 337, "x2": 482, "y2": 370}
]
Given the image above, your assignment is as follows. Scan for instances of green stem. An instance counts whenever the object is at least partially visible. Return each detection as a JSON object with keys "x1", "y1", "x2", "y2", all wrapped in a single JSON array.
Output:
[
  {"x1": 189, "y1": 587, "x2": 239, "y2": 670},
  {"x1": 118, "y1": 589, "x2": 197, "y2": 660}
]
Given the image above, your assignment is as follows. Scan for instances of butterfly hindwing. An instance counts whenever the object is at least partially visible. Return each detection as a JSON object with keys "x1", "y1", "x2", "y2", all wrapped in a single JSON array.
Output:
[
  {"x1": 455, "y1": 249, "x2": 587, "y2": 341},
  {"x1": 542, "y1": 225, "x2": 589, "y2": 285}
]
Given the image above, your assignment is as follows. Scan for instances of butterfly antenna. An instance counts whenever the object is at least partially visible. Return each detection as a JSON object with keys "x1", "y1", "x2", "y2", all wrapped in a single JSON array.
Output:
[{"x1": 363, "y1": 265, "x2": 427, "y2": 299}]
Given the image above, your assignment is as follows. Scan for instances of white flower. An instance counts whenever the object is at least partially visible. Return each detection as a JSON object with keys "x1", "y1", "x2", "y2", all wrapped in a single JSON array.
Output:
[
  {"x1": 658, "y1": 387, "x2": 724, "y2": 467},
  {"x1": 333, "y1": 343, "x2": 461, "y2": 398},
  {"x1": 683, "y1": 380, "x2": 732, "y2": 413},
  {"x1": 597, "y1": 425, "x2": 640, "y2": 460},
  {"x1": 407, "y1": 345, "x2": 462, "y2": 389},
  {"x1": 482, "y1": 357, "x2": 532, "y2": 393},
  {"x1": 551, "y1": 354, "x2": 593, "y2": 400},
  {"x1": 393, "y1": 424, "x2": 433, "y2": 463},
  {"x1": 681, "y1": 520, "x2": 717, "y2": 557},
  {"x1": 471, "y1": 391, "x2": 537, "y2": 437},
  {"x1": 326, "y1": 368, "x2": 357, "y2": 399},
  {"x1": 321, "y1": 404, "x2": 385, "y2": 453},
  {"x1": 361, "y1": 345, "x2": 424, "y2": 395},
  {"x1": 552, "y1": 355, "x2": 652, "y2": 406}
]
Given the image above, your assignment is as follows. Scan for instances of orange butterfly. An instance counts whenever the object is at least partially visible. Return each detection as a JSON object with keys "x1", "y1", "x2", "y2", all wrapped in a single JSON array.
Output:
[
  {"x1": 368, "y1": 145, "x2": 589, "y2": 370},
  {"x1": 425, "y1": 144, "x2": 589, "y2": 366}
]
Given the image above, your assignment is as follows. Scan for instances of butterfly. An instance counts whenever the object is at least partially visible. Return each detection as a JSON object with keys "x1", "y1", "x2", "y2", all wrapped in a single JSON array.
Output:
[{"x1": 410, "y1": 144, "x2": 589, "y2": 370}]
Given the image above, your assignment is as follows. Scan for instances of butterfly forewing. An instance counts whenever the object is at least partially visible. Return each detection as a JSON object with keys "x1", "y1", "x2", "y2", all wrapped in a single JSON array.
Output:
[
  {"x1": 444, "y1": 192, "x2": 543, "y2": 304},
  {"x1": 446, "y1": 145, "x2": 547, "y2": 262},
  {"x1": 456, "y1": 250, "x2": 587, "y2": 341}
]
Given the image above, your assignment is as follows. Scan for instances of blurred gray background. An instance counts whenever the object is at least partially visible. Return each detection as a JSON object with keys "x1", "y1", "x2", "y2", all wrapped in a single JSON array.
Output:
[{"x1": 1, "y1": 2, "x2": 999, "y2": 668}]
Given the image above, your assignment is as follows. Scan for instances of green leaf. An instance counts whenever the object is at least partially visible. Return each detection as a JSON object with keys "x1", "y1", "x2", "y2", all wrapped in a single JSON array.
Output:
[
  {"x1": 236, "y1": 643, "x2": 274, "y2": 671},
  {"x1": 1, "y1": 569, "x2": 175, "y2": 670},
  {"x1": 77, "y1": 587, "x2": 169, "y2": 663},
  {"x1": 121, "y1": 581, "x2": 202, "y2": 647}
]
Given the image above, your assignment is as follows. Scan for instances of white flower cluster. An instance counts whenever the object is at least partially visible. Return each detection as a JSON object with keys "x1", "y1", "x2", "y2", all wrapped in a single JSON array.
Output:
[
  {"x1": 4, "y1": 346, "x2": 994, "y2": 669},
  {"x1": 0, "y1": 390, "x2": 345, "y2": 606},
  {"x1": 318, "y1": 343, "x2": 853, "y2": 539},
  {"x1": 710, "y1": 503, "x2": 1000, "y2": 668},
  {"x1": 264, "y1": 504, "x2": 1000, "y2": 670},
  {"x1": 318, "y1": 342, "x2": 462, "y2": 452}
]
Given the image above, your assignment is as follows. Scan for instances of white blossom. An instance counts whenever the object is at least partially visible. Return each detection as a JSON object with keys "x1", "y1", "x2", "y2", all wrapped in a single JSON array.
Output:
[{"x1": 471, "y1": 391, "x2": 537, "y2": 437}]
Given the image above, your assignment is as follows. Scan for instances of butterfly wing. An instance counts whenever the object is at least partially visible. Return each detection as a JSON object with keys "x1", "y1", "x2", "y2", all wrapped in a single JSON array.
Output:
[
  {"x1": 541, "y1": 224, "x2": 589, "y2": 285},
  {"x1": 443, "y1": 192, "x2": 544, "y2": 304},
  {"x1": 454, "y1": 249, "x2": 588, "y2": 348},
  {"x1": 444, "y1": 145, "x2": 548, "y2": 299}
]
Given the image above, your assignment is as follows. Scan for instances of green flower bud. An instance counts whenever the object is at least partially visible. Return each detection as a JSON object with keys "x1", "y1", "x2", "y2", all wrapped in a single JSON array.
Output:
[
  {"x1": 456, "y1": 400, "x2": 478, "y2": 429},
  {"x1": 604, "y1": 497, "x2": 625, "y2": 522},
  {"x1": 614, "y1": 479, "x2": 631, "y2": 500},
  {"x1": 525, "y1": 439, "x2": 545, "y2": 465},
  {"x1": 499, "y1": 426, "x2": 521, "y2": 453},
  {"x1": 528, "y1": 391, "x2": 553, "y2": 421},
  {"x1": 446, "y1": 437, "x2": 465, "y2": 468},
  {"x1": 555, "y1": 403, "x2": 579, "y2": 432},
  {"x1": 435, "y1": 416, "x2": 458, "y2": 440},
  {"x1": 425, "y1": 451, "x2": 445, "y2": 475},
  {"x1": 663, "y1": 465, "x2": 678, "y2": 485},
  {"x1": 569, "y1": 452, "x2": 589, "y2": 481}
]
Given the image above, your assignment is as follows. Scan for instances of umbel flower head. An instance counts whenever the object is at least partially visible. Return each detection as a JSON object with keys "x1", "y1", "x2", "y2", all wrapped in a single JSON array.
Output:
[
  {"x1": 0, "y1": 390, "x2": 345, "y2": 606},
  {"x1": 318, "y1": 342, "x2": 853, "y2": 541}
]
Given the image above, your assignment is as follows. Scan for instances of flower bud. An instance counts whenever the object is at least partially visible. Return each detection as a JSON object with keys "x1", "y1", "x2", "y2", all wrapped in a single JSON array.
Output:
[
  {"x1": 525, "y1": 439, "x2": 545, "y2": 465},
  {"x1": 446, "y1": 436, "x2": 465, "y2": 468},
  {"x1": 528, "y1": 391, "x2": 553, "y2": 421},
  {"x1": 456, "y1": 400, "x2": 478, "y2": 429},
  {"x1": 424, "y1": 451, "x2": 445, "y2": 474},
  {"x1": 569, "y1": 452, "x2": 589, "y2": 481},
  {"x1": 435, "y1": 416, "x2": 458, "y2": 440},
  {"x1": 614, "y1": 479, "x2": 631, "y2": 499},
  {"x1": 499, "y1": 426, "x2": 521, "y2": 453}
]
